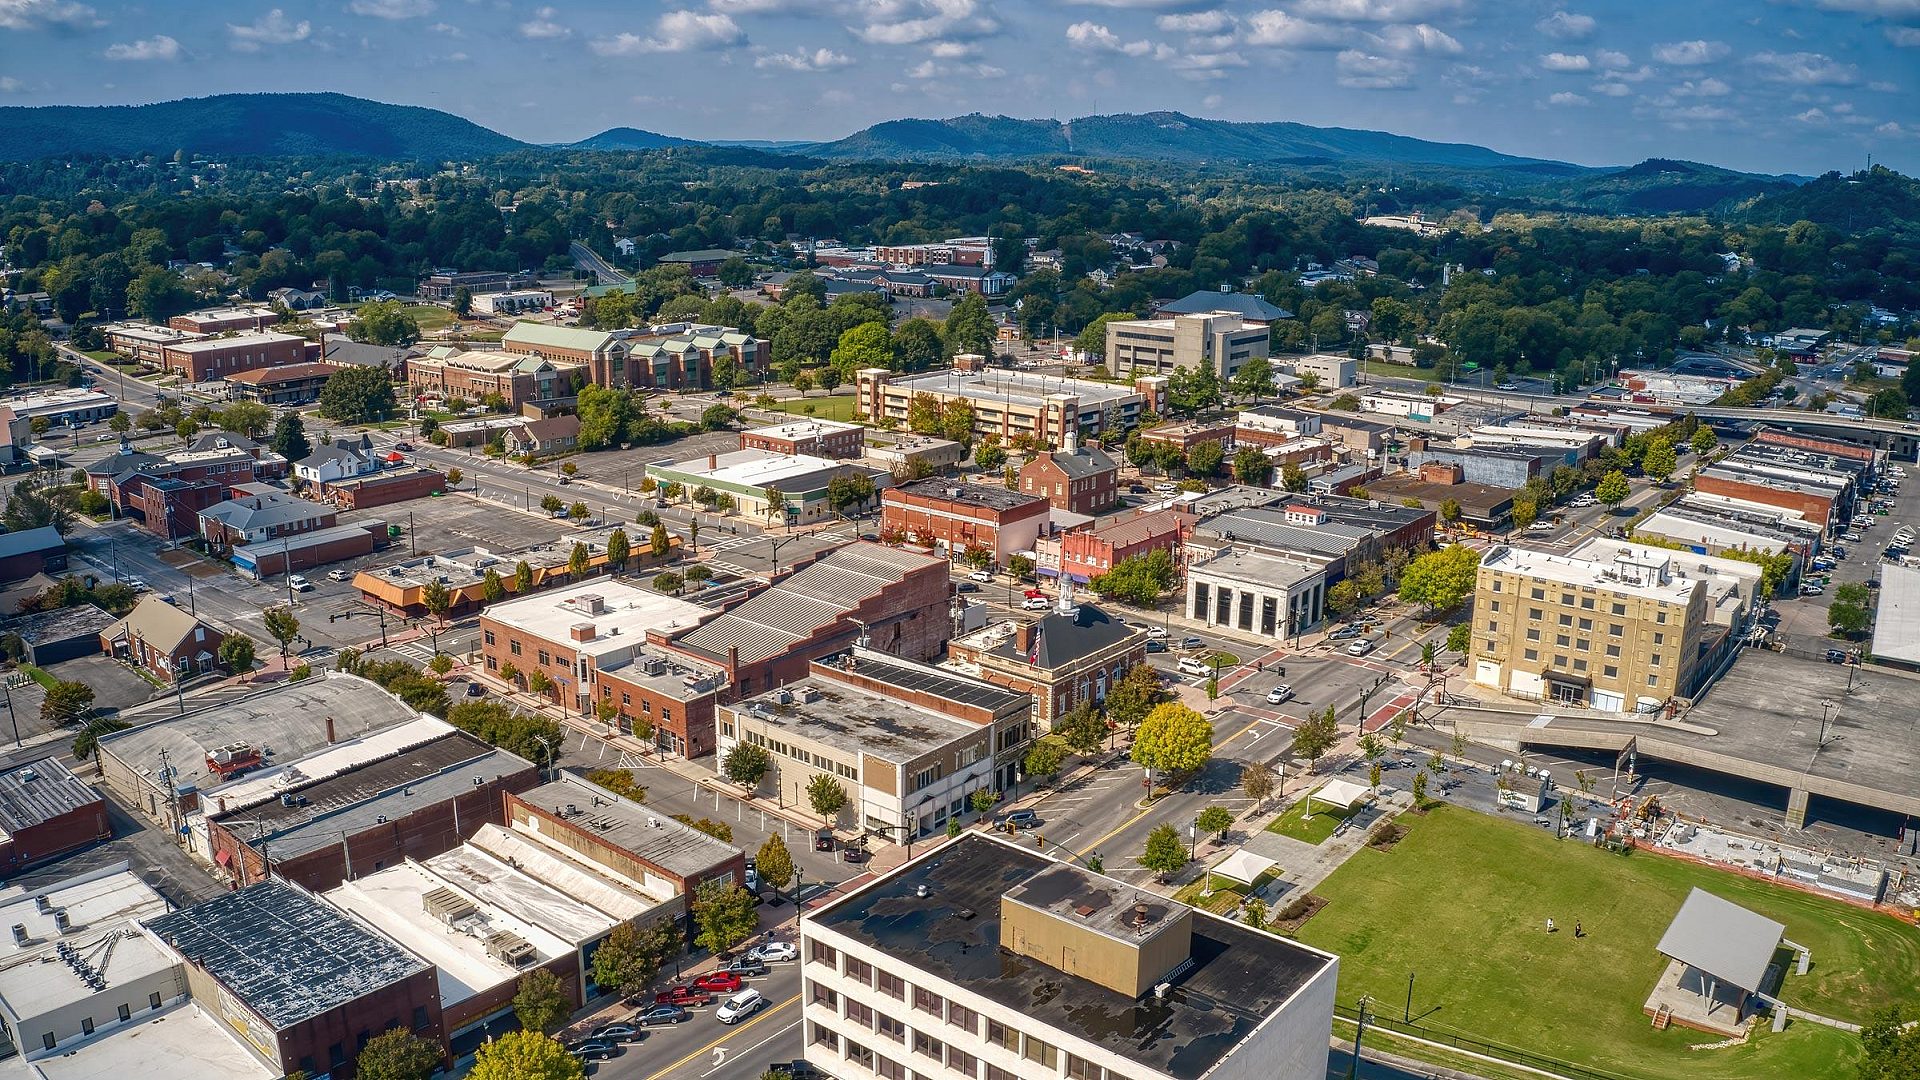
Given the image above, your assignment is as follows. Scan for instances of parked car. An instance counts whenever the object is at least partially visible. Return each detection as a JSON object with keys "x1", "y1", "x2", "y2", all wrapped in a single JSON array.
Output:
[
  {"x1": 1179, "y1": 636, "x2": 1203, "y2": 650},
  {"x1": 1346, "y1": 637, "x2": 1376, "y2": 656},
  {"x1": 1800, "y1": 584, "x2": 1826, "y2": 596},
  {"x1": 748, "y1": 940, "x2": 798, "y2": 963},
  {"x1": 1843, "y1": 532, "x2": 1863, "y2": 543},
  {"x1": 1327, "y1": 625, "x2": 1364, "y2": 640},
  {"x1": 692, "y1": 972, "x2": 742, "y2": 994},
  {"x1": 780, "y1": 1061, "x2": 831, "y2": 1080},
  {"x1": 1526, "y1": 521, "x2": 1556, "y2": 534},
  {"x1": 968, "y1": 569, "x2": 993, "y2": 583},
  {"x1": 1145, "y1": 626, "x2": 1167, "y2": 639},
  {"x1": 570, "y1": 1042, "x2": 619, "y2": 1061},
  {"x1": 326, "y1": 568, "x2": 352, "y2": 582},
  {"x1": 656, "y1": 985, "x2": 714, "y2": 1007},
  {"x1": 722, "y1": 956, "x2": 768, "y2": 978},
  {"x1": 1177, "y1": 657, "x2": 1212, "y2": 677},
  {"x1": 1145, "y1": 639, "x2": 1167, "y2": 653},
  {"x1": 123, "y1": 577, "x2": 149, "y2": 592},
  {"x1": 394, "y1": 441, "x2": 414, "y2": 451},
  {"x1": 1825, "y1": 648, "x2": 1850, "y2": 664},
  {"x1": 717, "y1": 988, "x2": 767, "y2": 1024},
  {"x1": 1024, "y1": 588, "x2": 1048, "y2": 599},
  {"x1": 1266, "y1": 684, "x2": 1294, "y2": 705},
  {"x1": 1000, "y1": 809, "x2": 1040, "y2": 830},
  {"x1": 589, "y1": 1024, "x2": 643, "y2": 1044},
  {"x1": 634, "y1": 1005, "x2": 691, "y2": 1026},
  {"x1": 955, "y1": 581, "x2": 978, "y2": 593},
  {"x1": 287, "y1": 574, "x2": 313, "y2": 591},
  {"x1": 1021, "y1": 597, "x2": 1051, "y2": 610}
]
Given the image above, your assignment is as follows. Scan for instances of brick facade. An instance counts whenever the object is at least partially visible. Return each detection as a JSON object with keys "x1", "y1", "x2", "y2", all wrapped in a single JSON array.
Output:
[
  {"x1": 1693, "y1": 473, "x2": 1837, "y2": 530},
  {"x1": 158, "y1": 333, "x2": 310, "y2": 382},
  {"x1": 880, "y1": 481, "x2": 1051, "y2": 566}
]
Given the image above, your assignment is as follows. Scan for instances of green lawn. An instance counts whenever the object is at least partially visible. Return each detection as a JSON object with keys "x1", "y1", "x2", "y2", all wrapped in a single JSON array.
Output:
[
  {"x1": 771, "y1": 395, "x2": 860, "y2": 422},
  {"x1": 1174, "y1": 868, "x2": 1280, "y2": 914},
  {"x1": 408, "y1": 305, "x2": 456, "y2": 332},
  {"x1": 1291, "y1": 805, "x2": 1909, "y2": 1079},
  {"x1": 1265, "y1": 789, "x2": 1364, "y2": 844},
  {"x1": 20, "y1": 665, "x2": 57, "y2": 691},
  {"x1": 1363, "y1": 360, "x2": 1444, "y2": 382}
]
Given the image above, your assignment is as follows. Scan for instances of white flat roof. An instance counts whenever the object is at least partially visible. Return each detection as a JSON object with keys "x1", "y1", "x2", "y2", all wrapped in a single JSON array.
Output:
[
  {"x1": 468, "y1": 822, "x2": 668, "y2": 915},
  {"x1": 1871, "y1": 563, "x2": 1920, "y2": 666},
  {"x1": 28, "y1": 1003, "x2": 274, "y2": 1080},
  {"x1": 423, "y1": 843, "x2": 617, "y2": 945},
  {"x1": 1480, "y1": 544, "x2": 1699, "y2": 603},
  {"x1": 0, "y1": 871, "x2": 176, "y2": 1018},
  {"x1": 324, "y1": 860, "x2": 572, "y2": 1008},
  {"x1": 663, "y1": 448, "x2": 845, "y2": 487},
  {"x1": 163, "y1": 332, "x2": 304, "y2": 353},
  {"x1": 481, "y1": 579, "x2": 709, "y2": 660},
  {"x1": 1635, "y1": 512, "x2": 1791, "y2": 555},
  {"x1": 200, "y1": 716, "x2": 453, "y2": 813},
  {"x1": 748, "y1": 419, "x2": 860, "y2": 440}
]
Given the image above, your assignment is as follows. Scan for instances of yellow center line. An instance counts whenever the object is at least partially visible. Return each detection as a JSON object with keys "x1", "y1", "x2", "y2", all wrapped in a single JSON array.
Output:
[
  {"x1": 1071, "y1": 801, "x2": 1155, "y2": 859},
  {"x1": 641, "y1": 993, "x2": 800, "y2": 1080}
]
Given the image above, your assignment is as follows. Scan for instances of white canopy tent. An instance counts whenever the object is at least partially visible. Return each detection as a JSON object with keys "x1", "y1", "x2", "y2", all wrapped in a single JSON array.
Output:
[
  {"x1": 1210, "y1": 848, "x2": 1278, "y2": 886},
  {"x1": 1306, "y1": 778, "x2": 1372, "y2": 816}
]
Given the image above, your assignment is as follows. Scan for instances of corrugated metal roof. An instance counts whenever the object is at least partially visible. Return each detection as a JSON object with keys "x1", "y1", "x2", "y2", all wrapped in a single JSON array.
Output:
[
  {"x1": 503, "y1": 322, "x2": 616, "y2": 352},
  {"x1": 0, "y1": 756, "x2": 100, "y2": 834}
]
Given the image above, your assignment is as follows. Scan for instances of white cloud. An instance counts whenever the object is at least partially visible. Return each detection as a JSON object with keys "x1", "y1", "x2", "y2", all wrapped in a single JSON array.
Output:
[
  {"x1": 1202, "y1": 93, "x2": 1223, "y2": 107},
  {"x1": 1885, "y1": 26, "x2": 1920, "y2": 46},
  {"x1": 0, "y1": 0, "x2": 100, "y2": 31},
  {"x1": 104, "y1": 33, "x2": 179, "y2": 60},
  {"x1": 428, "y1": 21, "x2": 459, "y2": 35},
  {"x1": 1065, "y1": 20, "x2": 1156, "y2": 54},
  {"x1": 1869, "y1": 79, "x2": 1899, "y2": 91},
  {"x1": 1752, "y1": 50, "x2": 1860, "y2": 85},
  {"x1": 1170, "y1": 49, "x2": 1247, "y2": 77},
  {"x1": 1792, "y1": 107, "x2": 1828, "y2": 124},
  {"x1": 519, "y1": 6, "x2": 569, "y2": 39},
  {"x1": 1539, "y1": 51, "x2": 1590, "y2": 71},
  {"x1": 1335, "y1": 48, "x2": 1414, "y2": 89},
  {"x1": 1548, "y1": 91, "x2": 1588, "y2": 105},
  {"x1": 927, "y1": 40, "x2": 976, "y2": 57},
  {"x1": 227, "y1": 9, "x2": 310, "y2": 51},
  {"x1": 707, "y1": 0, "x2": 825, "y2": 11},
  {"x1": 592, "y1": 10, "x2": 745, "y2": 54},
  {"x1": 1375, "y1": 23, "x2": 1460, "y2": 54},
  {"x1": 1875, "y1": 121, "x2": 1908, "y2": 136},
  {"x1": 1673, "y1": 76, "x2": 1730, "y2": 97},
  {"x1": 1662, "y1": 103, "x2": 1734, "y2": 124},
  {"x1": 1060, "y1": 0, "x2": 1190, "y2": 6},
  {"x1": 755, "y1": 46, "x2": 852, "y2": 69},
  {"x1": 855, "y1": 0, "x2": 998, "y2": 46},
  {"x1": 1813, "y1": 0, "x2": 1920, "y2": 14},
  {"x1": 347, "y1": 0, "x2": 434, "y2": 18},
  {"x1": 1535, "y1": 11, "x2": 1595, "y2": 40},
  {"x1": 1651, "y1": 39, "x2": 1728, "y2": 65},
  {"x1": 1592, "y1": 80, "x2": 1631, "y2": 96},
  {"x1": 1295, "y1": 0, "x2": 1461, "y2": 21},
  {"x1": 1241, "y1": 10, "x2": 1347, "y2": 48},
  {"x1": 0, "y1": 76, "x2": 23, "y2": 91},
  {"x1": 1156, "y1": 9, "x2": 1234, "y2": 32},
  {"x1": 1593, "y1": 48, "x2": 1629, "y2": 69}
]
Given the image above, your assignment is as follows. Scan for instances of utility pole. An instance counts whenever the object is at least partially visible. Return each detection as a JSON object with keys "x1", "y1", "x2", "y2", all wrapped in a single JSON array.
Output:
[
  {"x1": 0, "y1": 679, "x2": 18, "y2": 748},
  {"x1": 1346, "y1": 997, "x2": 1371, "y2": 1080}
]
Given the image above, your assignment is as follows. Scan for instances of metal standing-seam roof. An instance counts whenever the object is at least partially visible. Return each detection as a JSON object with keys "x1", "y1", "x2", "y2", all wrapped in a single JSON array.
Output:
[
  {"x1": 674, "y1": 544, "x2": 941, "y2": 664},
  {"x1": 1654, "y1": 888, "x2": 1786, "y2": 993},
  {"x1": 0, "y1": 757, "x2": 100, "y2": 836}
]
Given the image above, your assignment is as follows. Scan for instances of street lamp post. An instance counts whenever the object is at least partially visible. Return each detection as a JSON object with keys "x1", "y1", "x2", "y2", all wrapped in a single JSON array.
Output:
[{"x1": 1405, "y1": 970, "x2": 1415, "y2": 1023}]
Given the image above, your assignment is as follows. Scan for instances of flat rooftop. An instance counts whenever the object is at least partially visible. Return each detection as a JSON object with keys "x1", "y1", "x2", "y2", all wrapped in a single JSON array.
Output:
[
  {"x1": 517, "y1": 773, "x2": 737, "y2": 879},
  {"x1": 161, "y1": 332, "x2": 304, "y2": 353},
  {"x1": 1479, "y1": 544, "x2": 1699, "y2": 603},
  {"x1": 145, "y1": 880, "x2": 429, "y2": 1031},
  {"x1": 29, "y1": 1003, "x2": 275, "y2": 1080},
  {"x1": 823, "y1": 647, "x2": 1030, "y2": 715},
  {"x1": 891, "y1": 478, "x2": 1047, "y2": 513},
  {"x1": 1189, "y1": 548, "x2": 1325, "y2": 589},
  {"x1": 731, "y1": 676, "x2": 981, "y2": 764},
  {"x1": 424, "y1": 842, "x2": 617, "y2": 942},
  {"x1": 481, "y1": 580, "x2": 711, "y2": 659},
  {"x1": 0, "y1": 756, "x2": 101, "y2": 835},
  {"x1": 324, "y1": 859, "x2": 572, "y2": 1008},
  {"x1": 747, "y1": 419, "x2": 860, "y2": 440},
  {"x1": 674, "y1": 543, "x2": 942, "y2": 665},
  {"x1": 200, "y1": 718, "x2": 452, "y2": 813},
  {"x1": 225, "y1": 744, "x2": 533, "y2": 860},
  {"x1": 1871, "y1": 563, "x2": 1920, "y2": 667},
  {"x1": 809, "y1": 834, "x2": 1336, "y2": 1080},
  {"x1": 100, "y1": 674, "x2": 420, "y2": 796},
  {"x1": 651, "y1": 449, "x2": 867, "y2": 493},
  {"x1": 0, "y1": 866, "x2": 173, "y2": 1020},
  {"x1": 206, "y1": 724, "x2": 479, "y2": 825},
  {"x1": 468, "y1": 822, "x2": 670, "y2": 915},
  {"x1": 886, "y1": 369, "x2": 1142, "y2": 410}
]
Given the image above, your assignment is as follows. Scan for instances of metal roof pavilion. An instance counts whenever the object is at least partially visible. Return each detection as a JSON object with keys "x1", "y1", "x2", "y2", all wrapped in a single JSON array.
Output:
[{"x1": 1654, "y1": 888, "x2": 1786, "y2": 994}]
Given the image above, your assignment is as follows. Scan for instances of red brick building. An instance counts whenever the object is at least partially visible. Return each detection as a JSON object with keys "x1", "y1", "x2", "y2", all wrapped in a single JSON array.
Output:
[
  {"x1": 1018, "y1": 440, "x2": 1120, "y2": 515},
  {"x1": 506, "y1": 774, "x2": 746, "y2": 915},
  {"x1": 1693, "y1": 470, "x2": 1840, "y2": 532},
  {"x1": 158, "y1": 331, "x2": 310, "y2": 382},
  {"x1": 319, "y1": 466, "x2": 447, "y2": 509},
  {"x1": 0, "y1": 757, "x2": 109, "y2": 876},
  {"x1": 881, "y1": 479, "x2": 1051, "y2": 567},
  {"x1": 740, "y1": 418, "x2": 865, "y2": 459},
  {"x1": 222, "y1": 362, "x2": 338, "y2": 405},
  {"x1": 167, "y1": 306, "x2": 281, "y2": 334},
  {"x1": 101, "y1": 595, "x2": 229, "y2": 684},
  {"x1": 1060, "y1": 507, "x2": 1193, "y2": 584},
  {"x1": 593, "y1": 658, "x2": 723, "y2": 759}
]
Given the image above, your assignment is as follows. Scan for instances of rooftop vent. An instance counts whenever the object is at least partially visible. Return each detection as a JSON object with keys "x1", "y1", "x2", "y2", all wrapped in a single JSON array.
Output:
[
  {"x1": 915, "y1": 884, "x2": 931, "y2": 899},
  {"x1": 52, "y1": 910, "x2": 69, "y2": 934},
  {"x1": 11, "y1": 924, "x2": 26, "y2": 947},
  {"x1": 422, "y1": 887, "x2": 477, "y2": 926},
  {"x1": 485, "y1": 930, "x2": 538, "y2": 968}
]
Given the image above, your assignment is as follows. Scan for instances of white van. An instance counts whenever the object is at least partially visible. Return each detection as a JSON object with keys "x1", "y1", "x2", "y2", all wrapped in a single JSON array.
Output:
[
  {"x1": 1177, "y1": 657, "x2": 1212, "y2": 677},
  {"x1": 717, "y1": 988, "x2": 766, "y2": 1024}
]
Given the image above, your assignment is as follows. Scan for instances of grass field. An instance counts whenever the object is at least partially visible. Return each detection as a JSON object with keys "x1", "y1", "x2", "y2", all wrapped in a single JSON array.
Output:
[
  {"x1": 1292, "y1": 805, "x2": 1913, "y2": 1080},
  {"x1": 1265, "y1": 789, "x2": 1364, "y2": 844},
  {"x1": 771, "y1": 394, "x2": 859, "y2": 422},
  {"x1": 1362, "y1": 360, "x2": 1444, "y2": 383}
]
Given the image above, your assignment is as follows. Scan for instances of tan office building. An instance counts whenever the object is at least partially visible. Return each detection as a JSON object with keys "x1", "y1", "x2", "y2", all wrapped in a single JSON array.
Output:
[
  {"x1": 1104, "y1": 313, "x2": 1269, "y2": 380},
  {"x1": 1471, "y1": 544, "x2": 1711, "y2": 714}
]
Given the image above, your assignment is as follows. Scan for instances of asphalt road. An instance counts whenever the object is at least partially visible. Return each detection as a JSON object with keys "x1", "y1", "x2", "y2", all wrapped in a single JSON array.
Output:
[{"x1": 572, "y1": 947, "x2": 805, "y2": 1080}]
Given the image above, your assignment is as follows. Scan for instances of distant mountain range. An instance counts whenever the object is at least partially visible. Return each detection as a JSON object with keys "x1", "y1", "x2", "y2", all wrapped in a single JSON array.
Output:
[
  {"x1": 0, "y1": 93, "x2": 1825, "y2": 218},
  {"x1": 0, "y1": 92, "x2": 525, "y2": 162}
]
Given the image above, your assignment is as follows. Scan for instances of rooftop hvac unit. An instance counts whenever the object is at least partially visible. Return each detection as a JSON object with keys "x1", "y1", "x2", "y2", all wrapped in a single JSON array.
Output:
[
  {"x1": 52, "y1": 910, "x2": 69, "y2": 934},
  {"x1": 773, "y1": 689, "x2": 791, "y2": 705},
  {"x1": 795, "y1": 686, "x2": 820, "y2": 704},
  {"x1": 422, "y1": 887, "x2": 478, "y2": 926},
  {"x1": 641, "y1": 658, "x2": 668, "y2": 677},
  {"x1": 485, "y1": 930, "x2": 537, "y2": 968},
  {"x1": 11, "y1": 924, "x2": 26, "y2": 947},
  {"x1": 33, "y1": 896, "x2": 49, "y2": 914}
]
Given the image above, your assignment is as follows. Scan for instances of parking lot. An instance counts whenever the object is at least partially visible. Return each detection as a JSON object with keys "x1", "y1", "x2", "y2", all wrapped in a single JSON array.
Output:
[{"x1": 1773, "y1": 462, "x2": 1912, "y2": 648}]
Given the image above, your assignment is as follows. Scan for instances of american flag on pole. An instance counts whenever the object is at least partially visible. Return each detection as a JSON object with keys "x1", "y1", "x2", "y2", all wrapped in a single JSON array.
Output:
[{"x1": 1028, "y1": 625, "x2": 1042, "y2": 665}]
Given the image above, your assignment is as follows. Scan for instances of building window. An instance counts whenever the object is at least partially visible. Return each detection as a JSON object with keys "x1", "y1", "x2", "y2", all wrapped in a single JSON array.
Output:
[
  {"x1": 987, "y1": 1020, "x2": 1019, "y2": 1054},
  {"x1": 878, "y1": 1015, "x2": 906, "y2": 1043},
  {"x1": 1528, "y1": 608, "x2": 1543, "y2": 621},
  {"x1": 117, "y1": 1004, "x2": 130, "y2": 1022},
  {"x1": 876, "y1": 971, "x2": 905, "y2": 1000},
  {"x1": 1652, "y1": 632, "x2": 1665, "y2": 645},
  {"x1": 41, "y1": 1033, "x2": 54, "y2": 1051},
  {"x1": 1555, "y1": 635, "x2": 1569, "y2": 647},
  {"x1": 812, "y1": 982, "x2": 839, "y2": 1008},
  {"x1": 1023, "y1": 1037, "x2": 1057, "y2": 1069},
  {"x1": 1530, "y1": 588, "x2": 1545, "y2": 600},
  {"x1": 80, "y1": 1019, "x2": 93, "y2": 1036},
  {"x1": 1650, "y1": 654, "x2": 1662, "y2": 667},
  {"x1": 913, "y1": 987, "x2": 944, "y2": 1018},
  {"x1": 946, "y1": 1047, "x2": 979, "y2": 1078},
  {"x1": 810, "y1": 940, "x2": 839, "y2": 966},
  {"x1": 947, "y1": 1003, "x2": 979, "y2": 1036},
  {"x1": 1648, "y1": 674, "x2": 1660, "y2": 687},
  {"x1": 877, "y1": 1056, "x2": 907, "y2": 1080},
  {"x1": 1067, "y1": 1055, "x2": 1101, "y2": 1080},
  {"x1": 913, "y1": 1031, "x2": 943, "y2": 1060},
  {"x1": 813, "y1": 1024, "x2": 840, "y2": 1051},
  {"x1": 1485, "y1": 621, "x2": 1498, "y2": 633},
  {"x1": 1558, "y1": 614, "x2": 1572, "y2": 627},
  {"x1": 510, "y1": 641, "x2": 522, "y2": 656},
  {"x1": 1609, "y1": 624, "x2": 1624, "y2": 637},
  {"x1": 149, "y1": 993, "x2": 162, "y2": 1011},
  {"x1": 1523, "y1": 648, "x2": 1539, "y2": 661},
  {"x1": 846, "y1": 1001, "x2": 874, "y2": 1029},
  {"x1": 1572, "y1": 659, "x2": 1587, "y2": 672},
  {"x1": 987, "y1": 1068, "x2": 1019, "y2": 1080},
  {"x1": 1612, "y1": 603, "x2": 1626, "y2": 616},
  {"x1": 1577, "y1": 618, "x2": 1592, "y2": 632},
  {"x1": 844, "y1": 956, "x2": 874, "y2": 986},
  {"x1": 848, "y1": 1041, "x2": 875, "y2": 1070},
  {"x1": 1580, "y1": 597, "x2": 1595, "y2": 610},
  {"x1": 1525, "y1": 629, "x2": 1540, "y2": 642},
  {"x1": 1604, "y1": 666, "x2": 1618, "y2": 678}
]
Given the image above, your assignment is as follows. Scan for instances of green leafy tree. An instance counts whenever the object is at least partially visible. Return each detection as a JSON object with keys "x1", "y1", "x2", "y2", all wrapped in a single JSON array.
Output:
[
  {"x1": 568, "y1": 542, "x2": 591, "y2": 577},
  {"x1": 1195, "y1": 805, "x2": 1233, "y2": 839},
  {"x1": 451, "y1": 286, "x2": 473, "y2": 317},
  {"x1": 526, "y1": 669, "x2": 553, "y2": 696},
  {"x1": 514, "y1": 560, "x2": 536, "y2": 593},
  {"x1": 652, "y1": 572, "x2": 683, "y2": 594},
  {"x1": 316, "y1": 365, "x2": 397, "y2": 423},
  {"x1": 263, "y1": 606, "x2": 300, "y2": 660},
  {"x1": 1057, "y1": 701, "x2": 1107, "y2": 756},
  {"x1": 1186, "y1": 440, "x2": 1225, "y2": 478},
  {"x1": 1291, "y1": 705, "x2": 1340, "y2": 772},
  {"x1": 1024, "y1": 739, "x2": 1065, "y2": 782},
  {"x1": 944, "y1": 293, "x2": 996, "y2": 357},
  {"x1": 1130, "y1": 702, "x2": 1213, "y2": 794},
  {"x1": 692, "y1": 879, "x2": 758, "y2": 954},
  {"x1": 1829, "y1": 582, "x2": 1873, "y2": 637},
  {"x1": 589, "y1": 919, "x2": 680, "y2": 998},
  {"x1": 757, "y1": 834, "x2": 796, "y2": 895},
  {"x1": 605, "y1": 527, "x2": 631, "y2": 572},
  {"x1": 1641, "y1": 437, "x2": 1678, "y2": 484},
  {"x1": 974, "y1": 441, "x2": 1007, "y2": 472},
  {"x1": 270, "y1": 413, "x2": 311, "y2": 463},
  {"x1": 348, "y1": 299, "x2": 422, "y2": 346},
  {"x1": 807, "y1": 773, "x2": 849, "y2": 823},
  {"x1": 215, "y1": 401, "x2": 272, "y2": 439},
  {"x1": 1230, "y1": 355, "x2": 1274, "y2": 403},
  {"x1": 723, "y1": 742, "x2": 771, "y2": 787},
  {"x1": 1073, "y1": 311, "x2": 1137, "y2": 361},
  {"x1": 1103, "y1": 664, "x2": 1166, "y2": 730},
  {"x1": 828, "y1": 321, "x2": 892, "y2": 380},
  {"x1": 218, "y1": 634, "x2": 256, "y2": 677},
  {"x1": 1446, "y1": 622, "x2": 1472, "y2": 656},
  {"x1": 355, "y1": 1028, "x2": 443, "y2": 1080},
  {"x1": 470, "y1": 1031, "x2": 582, "y2": 1080},
  {"x1": 512, "y1": 968, "x2": 571, "y2": 1034},
  {"x1": 1595, "y1": 469, "x2": 1630, "y2": 508},
  {"x1": 827, "y1": 473, "x2": 877, "y2": 515},
  {"x1": 421, "y1": 579, "x2": 451, "y2": 625},
  {"x1": 108, "y1": 412, "x2": 131, "y2": 435},
  {"x1": 42, "y1": 679, "x2": 95, "y2": 727},
  {"x1": 1398, "y1": 544, "x2": 1482, "y2": 614},
  {"x1": 445, "y1": 467, "x2": 463, "y2": 487},
  {"x1": 1241, "y1": 762, "x2": 1275, "y2": 804},
  {"x1": 1690, "y1": 425, "x2": 1717, "y2": 457},
  {"x1": 650, "y1": 522, "x2": 671, "y2": 558},
  {"x1": 1281, "y1": 462, "x2": 1308, "y2": 493},
  {"x1": 1140, "y1": 824, "x2": 1187, "y2": 878},
  {"x1": 1232, "y1": 446, "x2": 1271, "y2": 485},
  {"x1": 1860, "y1": 1004, "x2": 1920, "y2": 1080}
]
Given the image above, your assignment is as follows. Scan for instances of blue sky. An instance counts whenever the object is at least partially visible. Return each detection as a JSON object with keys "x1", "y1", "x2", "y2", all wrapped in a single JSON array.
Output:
[{"x1": 2, "y1": 0, "x2": 1917, "y2": 173}]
